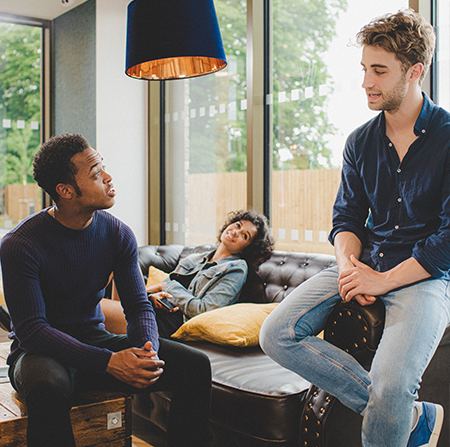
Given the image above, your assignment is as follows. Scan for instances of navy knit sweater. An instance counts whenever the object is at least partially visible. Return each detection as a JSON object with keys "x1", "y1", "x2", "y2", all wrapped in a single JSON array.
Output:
[{"x1": 0, "y1": 209, "x2": 158, "y2": 374}]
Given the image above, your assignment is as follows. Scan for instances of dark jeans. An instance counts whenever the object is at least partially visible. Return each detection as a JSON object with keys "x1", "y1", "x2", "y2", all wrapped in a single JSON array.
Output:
[
  {"x1": 155, "y1": 308, "x2": 184, "y2": 339},
  {"x1": 9, "y1": 329, "x2": 212, "y2": 447}
]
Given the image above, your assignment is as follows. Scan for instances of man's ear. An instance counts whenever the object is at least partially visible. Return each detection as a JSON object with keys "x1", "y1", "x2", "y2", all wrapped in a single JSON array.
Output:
[
  {"x1": 55, "y1": 183, "x2": 74, "y2": 200},
  {"x1": 409, "y1": 62, "x2": 424, "y2": 83}
]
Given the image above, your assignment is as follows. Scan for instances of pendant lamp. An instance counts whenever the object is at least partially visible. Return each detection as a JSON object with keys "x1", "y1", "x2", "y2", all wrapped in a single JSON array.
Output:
[{"x1": 125, "y1": 0, "x2": 227, "y2": 80}]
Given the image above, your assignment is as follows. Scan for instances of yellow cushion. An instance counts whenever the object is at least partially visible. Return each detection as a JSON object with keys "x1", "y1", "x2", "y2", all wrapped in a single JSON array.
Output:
[
  {"x1": 146, "y1": 266, "x2": 169, "y2": 288},
  {"x1": 171, "y1": 303, "x2": 278, "y2": 347}
]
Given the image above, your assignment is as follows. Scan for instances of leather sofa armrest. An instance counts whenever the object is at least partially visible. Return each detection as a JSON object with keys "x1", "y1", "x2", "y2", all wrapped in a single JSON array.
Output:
[
  {"x1": 300, "y1": 299, "x2": 385, "y2": 447},
  {"x1": 324, "y1": 298, "x2": 385, "y2": 370}
]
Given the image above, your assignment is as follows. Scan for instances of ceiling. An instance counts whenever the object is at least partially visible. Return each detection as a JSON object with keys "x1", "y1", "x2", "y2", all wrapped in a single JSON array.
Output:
[{"x1": 0, "y1": 0, "x2": 90, "y2": 21}]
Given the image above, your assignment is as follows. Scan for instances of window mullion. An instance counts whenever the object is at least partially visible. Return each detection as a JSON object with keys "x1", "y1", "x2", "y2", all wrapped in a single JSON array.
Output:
[{"x1": 246, "y1": 0, "x2": 266, "y2": 213}]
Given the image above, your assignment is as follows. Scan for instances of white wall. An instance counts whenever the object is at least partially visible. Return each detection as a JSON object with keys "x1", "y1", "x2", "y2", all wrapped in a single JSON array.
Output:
[{"x1": 96, "y1": 0, "x2": 149, "y2": 245}]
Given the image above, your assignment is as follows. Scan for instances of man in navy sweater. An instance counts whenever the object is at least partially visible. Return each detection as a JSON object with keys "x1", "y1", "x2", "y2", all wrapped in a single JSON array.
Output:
[{"x1": 0, "y1": 133, "x2": 211, "y2": 447}]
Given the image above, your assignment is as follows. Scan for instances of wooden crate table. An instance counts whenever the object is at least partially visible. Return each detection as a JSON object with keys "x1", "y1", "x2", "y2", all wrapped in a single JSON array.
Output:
[{"x1": 0, "y1": 342, "x2": 132, "y2": 447}]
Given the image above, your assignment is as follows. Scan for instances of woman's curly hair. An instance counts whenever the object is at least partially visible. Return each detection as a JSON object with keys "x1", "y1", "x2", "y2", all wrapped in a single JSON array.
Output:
[
  {"x1": 356, "y1": 9, "x2": 435, "y2": 84},
  {"x1": 33, "y1": 133, "x2": 90, "y2": 203},
  {"x1": 218, "y1": 209, "x2": 274, "y2": 268}
]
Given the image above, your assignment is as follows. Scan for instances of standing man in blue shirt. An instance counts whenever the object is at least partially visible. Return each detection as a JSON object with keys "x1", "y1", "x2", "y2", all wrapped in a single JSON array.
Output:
[{"x1": 260, "y1": 9, "x2": 449, "y2": 447}]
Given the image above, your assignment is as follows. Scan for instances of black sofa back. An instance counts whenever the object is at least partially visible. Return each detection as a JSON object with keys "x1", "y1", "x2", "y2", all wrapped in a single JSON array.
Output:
[{"x1": 138, "y1": 244, "x2": 337, "y2": 304}]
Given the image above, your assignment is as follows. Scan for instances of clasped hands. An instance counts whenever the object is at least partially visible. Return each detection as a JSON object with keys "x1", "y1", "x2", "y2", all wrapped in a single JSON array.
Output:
[
  {"x1": 106, "y1": 341, "x2": 164, "y2": 389},
  {"x1": 339, "y1": 255, "x2": 390, "y2": 306}
]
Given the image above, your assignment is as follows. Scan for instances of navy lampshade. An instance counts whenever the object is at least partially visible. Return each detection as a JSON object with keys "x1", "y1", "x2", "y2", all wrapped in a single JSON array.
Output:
[{"x1": 125, "y1": 0, "x2": 227, "y2": 80}]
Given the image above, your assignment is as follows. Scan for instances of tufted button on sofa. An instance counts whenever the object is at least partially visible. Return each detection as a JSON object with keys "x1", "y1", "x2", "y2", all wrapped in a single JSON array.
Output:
[{"x1": 133, "y1": 244, "x2": 450, "y2": 447}]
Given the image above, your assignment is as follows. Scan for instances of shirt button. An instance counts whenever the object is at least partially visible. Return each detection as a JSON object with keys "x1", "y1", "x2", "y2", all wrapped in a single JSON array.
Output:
[
  {"x1": 395, "y1": 225, "x2": 399, "y2": 230},
  {"x1": 422, "y1": 129, "x2": 426, "y2": 133},
  {"x1": 389, "y1": 143, "x2": 393, "y2": 147},
  {"x1": 398, "y1": 197, "x2": 402, "y2": 202},
  {"x1": 397, "y1": 168, "x2": 401, "y2": 173},
  {"x1": 379, "y1": 253, "x2": 384, "y2": 257}
]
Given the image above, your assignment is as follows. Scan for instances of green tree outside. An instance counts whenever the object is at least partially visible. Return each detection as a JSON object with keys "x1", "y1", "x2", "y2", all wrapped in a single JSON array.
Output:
[
  {"x1": 0, "y1": 22, "x2": 41, "y2": 220},
  {"x1": 272, "y1": 0, "x2": 347, "y2": 170},
  {"x1": 188, "y1": 0, "x2": 347, "y2": 174}
]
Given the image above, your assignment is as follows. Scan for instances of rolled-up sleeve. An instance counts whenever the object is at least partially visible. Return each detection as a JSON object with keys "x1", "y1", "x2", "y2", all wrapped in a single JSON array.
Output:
[
  {"x1": 329, "y1": 135, "x2": 370, "y2": 247},
  {"x1": 411, "y1": 155, "x2": 450, "y2": 278}
]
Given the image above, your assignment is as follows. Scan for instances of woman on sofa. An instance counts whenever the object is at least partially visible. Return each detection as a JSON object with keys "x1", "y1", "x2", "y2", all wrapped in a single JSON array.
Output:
[
  {"x1": 101, "y1": 209, "x2": 274, "y2": 338},
  {"x1": 147, "y1": 209, "x2": 274, "y2": 338}
]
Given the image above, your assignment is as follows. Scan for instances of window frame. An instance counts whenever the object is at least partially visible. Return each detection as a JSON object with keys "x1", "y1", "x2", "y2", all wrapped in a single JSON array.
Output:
[{"x1": 0, "y1": 13, "x2": 52, "y2": 210}]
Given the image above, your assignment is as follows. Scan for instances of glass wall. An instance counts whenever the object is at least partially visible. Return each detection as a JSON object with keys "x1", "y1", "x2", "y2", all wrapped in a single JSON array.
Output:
[
  {"x1": 161, "y1": 1, "x2": 437, "y2": 254},
  {"x1": 0, "y1": 20, "x2": 44, "y2": 307},
  {"x1": 270, "y1": 0, "x2": 409, "y2": 254},
  {"x1": 164, "y1": 0, "x2": 247, "y2": 245},
  {"x1": 436, "y1": 0, "x2": 450, "y2": 110},
  {"x1": 0, "y1": 22, "x2": 43, "y2": 234}
]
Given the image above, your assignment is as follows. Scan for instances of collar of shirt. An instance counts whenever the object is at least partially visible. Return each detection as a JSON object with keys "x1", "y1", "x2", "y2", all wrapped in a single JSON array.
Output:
[{"x1": 376, "y1": 92, "x2": 433, "y2": 140}]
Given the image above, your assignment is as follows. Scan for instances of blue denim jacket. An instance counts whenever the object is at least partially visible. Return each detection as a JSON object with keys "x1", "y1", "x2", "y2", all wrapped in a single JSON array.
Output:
[{"x1": 162, "y1": 250, "x2": 248, "y2": 319}]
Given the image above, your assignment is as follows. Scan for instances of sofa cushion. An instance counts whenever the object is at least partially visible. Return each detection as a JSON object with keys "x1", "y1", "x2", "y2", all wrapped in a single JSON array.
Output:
[
  {"x1": 146, "y1": 266, "x2": 169, "y2": 288},
  {"x1": 191, "y1": 341, "x2": 309, "y2": 396},
  {"x1": 187, "y1": 341, "x2": 310, "y2": 442},
  {"x1": 133, "y1": 341, "x2": 311, "y2": 443},
  {"x1": 171, "y1": 303, "x2": 278, "y2": 347}
]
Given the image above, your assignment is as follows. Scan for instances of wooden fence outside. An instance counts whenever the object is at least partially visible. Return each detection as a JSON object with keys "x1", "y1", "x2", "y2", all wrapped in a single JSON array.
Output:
[
  {"x1": 4, "y1": 169, "x2": 342, "y2": 255},
  {"x1": 3, "y1": 184, "x2": 42, "y2": 223},
  {"x1": 180, "y1": 169, "x2": 341, "y2": 254}
]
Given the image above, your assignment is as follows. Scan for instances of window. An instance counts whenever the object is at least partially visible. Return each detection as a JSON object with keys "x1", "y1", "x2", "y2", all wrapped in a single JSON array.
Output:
[
  {"x1": 0, "y1": 21, "x2": 44, "y2": 234},
  {"x1": 270, "y1": 0, "x2": 409, "y2": 254},
  {"x1": 163, "y1": 0, "x2": 247, "y2": 245},
  {"x1": 158, "y1": 1, "x2": 431, "y2": 254},
  {"x1": 436, "y1": 0, "x2": 449, "y2": 110}
]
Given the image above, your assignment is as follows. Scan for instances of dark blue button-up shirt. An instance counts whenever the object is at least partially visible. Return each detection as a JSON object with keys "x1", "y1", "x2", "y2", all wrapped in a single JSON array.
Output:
[{"x1": 329, "y1": 93, "x2": 450, "y2": 279}]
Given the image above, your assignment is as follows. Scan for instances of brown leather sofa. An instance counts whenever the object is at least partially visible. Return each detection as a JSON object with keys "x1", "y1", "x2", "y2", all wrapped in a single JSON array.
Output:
[{"x1": 133, "y1": 244, "x2": 450, "y2": 447}]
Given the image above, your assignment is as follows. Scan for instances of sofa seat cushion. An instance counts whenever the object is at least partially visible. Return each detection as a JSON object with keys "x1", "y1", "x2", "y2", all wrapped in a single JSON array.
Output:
[
  {"x1": 185, "y1": 341, "x2": 310, "y2": 442},
  {"x1": 134, "y1": 340, "x2": 310, "y2": 443},
  {"x1": 188, "y1": 341, "x2": 309, "y2": 395}
]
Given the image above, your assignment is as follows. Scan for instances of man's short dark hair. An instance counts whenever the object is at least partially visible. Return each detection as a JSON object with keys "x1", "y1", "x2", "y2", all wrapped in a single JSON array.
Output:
[
  {"x1": 218, "y1": 209, "x2": 274, "y2": 268},
  {"x1": 33, "y1": 133, "x2": 90, "y2": 203},
  {"x1": 356, "y1": 9, "x2": 435, "y2": 84}
]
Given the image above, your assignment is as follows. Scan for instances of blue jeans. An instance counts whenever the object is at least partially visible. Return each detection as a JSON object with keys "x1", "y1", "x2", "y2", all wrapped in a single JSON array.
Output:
[{"x1": 260, "y1": 265, "x2": 450, "y2": 447}]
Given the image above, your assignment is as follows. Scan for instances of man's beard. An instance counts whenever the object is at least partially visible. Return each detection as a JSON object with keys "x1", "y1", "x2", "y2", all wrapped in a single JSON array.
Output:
[{"x1": 369, "y1": 73, "x2": 408, "y2": 113}]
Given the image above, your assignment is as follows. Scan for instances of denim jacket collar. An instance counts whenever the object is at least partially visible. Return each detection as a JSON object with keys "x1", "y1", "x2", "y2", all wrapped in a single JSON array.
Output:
[{"x1": 201, "y1": 250, "x2": 243, "y2": 265}]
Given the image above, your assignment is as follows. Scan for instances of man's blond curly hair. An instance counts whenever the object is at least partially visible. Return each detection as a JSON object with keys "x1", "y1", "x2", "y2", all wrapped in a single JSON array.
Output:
[{"x1": 356, "y1": 9, "x2": 435, "y2": 84}]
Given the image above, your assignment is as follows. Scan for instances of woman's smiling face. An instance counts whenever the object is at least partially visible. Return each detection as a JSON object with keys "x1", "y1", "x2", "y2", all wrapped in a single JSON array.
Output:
[{"x1": 220, "y1": 220, "x2": 257, "y2": 255}]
